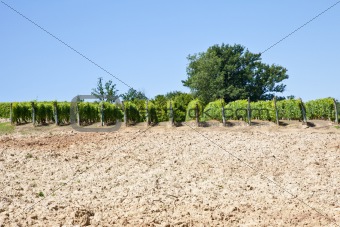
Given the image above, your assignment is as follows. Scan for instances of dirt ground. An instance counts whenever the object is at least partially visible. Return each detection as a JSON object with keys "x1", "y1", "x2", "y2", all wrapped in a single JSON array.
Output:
[{"x1": 0, "y1": 120, "x2": 339, "y2": 226}]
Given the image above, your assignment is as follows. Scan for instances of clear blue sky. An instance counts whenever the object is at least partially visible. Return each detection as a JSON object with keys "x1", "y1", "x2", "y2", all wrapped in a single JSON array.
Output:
[{"x1": 1, "y1": 1, "x2": 339, "y2": 102}]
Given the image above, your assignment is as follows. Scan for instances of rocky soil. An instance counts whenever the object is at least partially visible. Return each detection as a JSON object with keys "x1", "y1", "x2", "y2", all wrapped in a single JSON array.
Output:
[{"x1": 0, "y1": 122, "x2": 339, "y2": 226}]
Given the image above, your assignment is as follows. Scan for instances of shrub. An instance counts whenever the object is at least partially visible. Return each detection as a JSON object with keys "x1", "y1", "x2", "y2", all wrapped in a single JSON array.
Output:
[
  {"x1": 202, "y1": 100, "x2": 223, "y2": 121},
  {"x1": 185, "y1": 99, "x2": 204, "y2": 121},
  {"x1": 131, "y1": 99, "x2": 150, "y2": 122},
  {"x1": 147, "y1": 101, "x2": 158, "y2": 123},
  {"x1": 78, "y1": 102, "x2": 99, "y2": 125},
  {"x1": 224, "y1": 100, "x2": 248, "y2": 121},
  {"x1": 305, "y1": 98, "x2": 336, "y2": 121},
  {"x1": 167, "y1": 93, "x2": 193, "y2": 122},
  {"x1": 276, "y1": 99, "x2": 302, "y2": 120},
  {"x1": 250, "y1": 100, "x2": 276, "y2": 121},
  {"x1": 56, "y1": 102, "x2": 70, "y2": 124},
  {"x1": 35, "y1": 102, "x2": 54, "y2": 124},
  {"x1": 0, "y1": 103, "x2": 11, "y2": 118},
  {"x1": 152, "y1": 95, "x2": 168, "y2": 122},
  {"x1": 124, "y1": 102, "x2": 140, "y2": 124},
  {"x1": 129, "y1": 99, "x2": 158, "y2": 123},
  {"x1": 102, "y1": 102, "x2": 124, "y2": 125},
  {"x1": 12, "y1": 102, "x2": 32, "y2": 124}
]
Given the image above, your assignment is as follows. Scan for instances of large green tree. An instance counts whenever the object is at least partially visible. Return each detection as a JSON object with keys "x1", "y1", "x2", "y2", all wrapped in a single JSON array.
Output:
[{"x1": 182, "y1": 44, "x2": 289, "y2": 104}]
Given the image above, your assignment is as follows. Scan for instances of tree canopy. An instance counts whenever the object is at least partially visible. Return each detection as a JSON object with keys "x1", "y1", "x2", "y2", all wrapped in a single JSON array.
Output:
[
  {"x1": 121, "y1": 88, "x2": 147, "y2": 101},
  {"x1": 182, "y1": 43, "x2": 289, "y2": 104},
  {"x1": 165, "y1": 91, "x2": 189, "y2": 100},
  {"x1": 91, "y1": 77, "x2": 119, "y2": 103}
]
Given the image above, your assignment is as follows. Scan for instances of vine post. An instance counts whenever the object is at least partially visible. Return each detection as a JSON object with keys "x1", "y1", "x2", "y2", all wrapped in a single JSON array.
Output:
[
  {"x1": 146, "y1": 100, "x2": 150, "y2": 126},
  {"x1": 101, "y1": 102, "x2": 104, "y2": 126},
  {"x1": 334, "y1": 99, "x2": 339, "y2": 124},
  {"x1": 247, "y1": 97, "x2": 251, "y2": 126},
  {"x1": 195, "y1": 103, "x2": 199, "y2": 125},
  {"x1": 31, "y1": 102, "x2": 36, "y2": 126},
  {"x1": 169, "y1": 101, "x2": 174, "y2": 126},
  {"x1": 300, "y1": 98, "x2": 307, "y2": 124},
  {"x1": 221, "y1": 99, "x2": 226, "y2": 126},
  {"x1": 122, "y1": 101, "x2": 127, "y2": 127},
  {"x1": 10, "y1": 103, "x2": 13, "y2": 125},
  {"x1": 76, "y1": 103, "x2": 80, "y2": 126},
  {"x1": 273, "y1": 97, "x2": 279, "y2": 126},
  {"x1": 53, "y1": 102, "x2": 58, "y2": 126}
]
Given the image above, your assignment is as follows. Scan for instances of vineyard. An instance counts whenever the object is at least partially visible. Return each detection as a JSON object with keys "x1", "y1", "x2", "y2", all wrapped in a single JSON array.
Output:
[{"x1": 0, "y1": 97, "x2": 339, "y2": 126}]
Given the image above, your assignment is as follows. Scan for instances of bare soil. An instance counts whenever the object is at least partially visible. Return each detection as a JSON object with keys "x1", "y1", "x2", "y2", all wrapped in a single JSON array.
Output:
[{"x1": 0, "y1": 120, "x2": 339, "y2": 226}]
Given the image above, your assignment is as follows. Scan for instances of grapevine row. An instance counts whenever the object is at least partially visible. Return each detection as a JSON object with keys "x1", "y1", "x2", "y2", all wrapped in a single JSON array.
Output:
[{"x1": 0, "y1": 97, "x2": 338, "y2": 125}]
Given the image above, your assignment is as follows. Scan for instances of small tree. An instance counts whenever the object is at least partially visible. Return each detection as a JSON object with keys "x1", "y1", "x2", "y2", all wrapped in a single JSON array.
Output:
[
  {"x1": 92, "y1": 77, "x2": 119, "y2": 103},
  {"x1": 121, "y1": 88, "x2": 147, "y2": 101}
]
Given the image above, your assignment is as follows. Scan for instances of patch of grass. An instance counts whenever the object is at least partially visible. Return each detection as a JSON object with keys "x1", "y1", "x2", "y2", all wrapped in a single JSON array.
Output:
[
  {"x1": 0, "y1": 122, "x2": 14, "y2": 134},
  {"x1": 36, "y1": 191, "x2": 45, "y2": 198},
  {"x1": 335, "y1": 125, "x2": 340, "y2": 129},
  {"x1": 26, "y1": 153, "x2": 33, "y2": 159}
]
